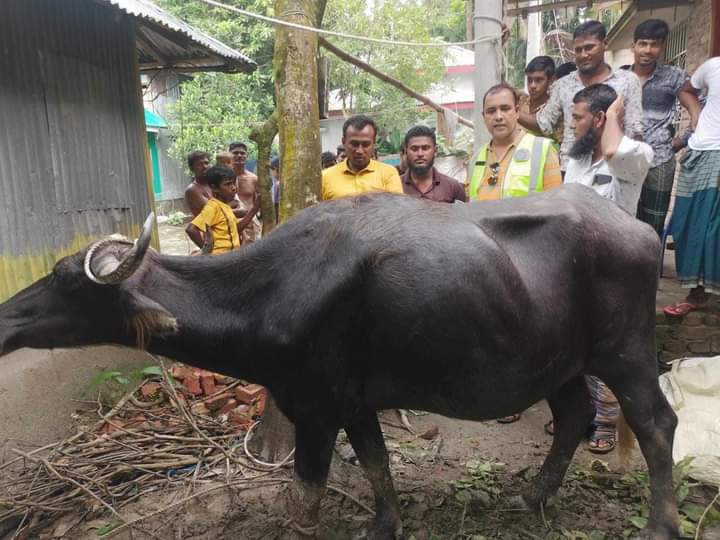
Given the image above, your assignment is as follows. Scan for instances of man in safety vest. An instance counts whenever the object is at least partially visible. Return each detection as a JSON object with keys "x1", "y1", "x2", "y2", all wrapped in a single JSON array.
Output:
[
  {"x1": 469, "y1": 82, "x2": 562, "y2": 203},
  {"x1": 469, "y1": 83, "x2": 562, "y2": 424}
]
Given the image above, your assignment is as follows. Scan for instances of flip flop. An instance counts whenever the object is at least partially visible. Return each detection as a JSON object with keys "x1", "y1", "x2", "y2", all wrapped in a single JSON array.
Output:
[
  {"x1": 497, "y1": 413, "x2": 521, "y2": 424},
  {"x1": 587, "y1": 425, "x2": 616, "y2": 455},
  {"x1": 663, "y1": 300, "x2": 707, "y2": 317}
]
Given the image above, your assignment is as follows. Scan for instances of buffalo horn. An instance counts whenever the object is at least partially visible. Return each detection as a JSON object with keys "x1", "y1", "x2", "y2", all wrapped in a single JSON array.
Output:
[{"x1": 84, "y1": 213, "x2": 155, "y2": 285}]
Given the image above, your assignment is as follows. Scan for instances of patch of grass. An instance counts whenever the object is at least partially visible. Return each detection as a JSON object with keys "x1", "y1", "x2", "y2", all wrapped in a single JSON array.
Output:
[
  {"x1": 85, "y1": 365, "x2": 163, "y2": 403},
  {"x1": 573, "y1": 457, "x2": 720, "y2": 538}
]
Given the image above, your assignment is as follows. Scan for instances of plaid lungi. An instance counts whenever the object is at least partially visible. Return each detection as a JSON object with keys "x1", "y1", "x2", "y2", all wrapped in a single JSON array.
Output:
[
  {"x1": 586, "y1": 376, "x2": 619, "y2": 428},
  {"x1": 636, "y1": 156, "x2": 676, "y2": 236},
  {"x1": 672, "y1": 149, "x2": 720, "y2": 294}
]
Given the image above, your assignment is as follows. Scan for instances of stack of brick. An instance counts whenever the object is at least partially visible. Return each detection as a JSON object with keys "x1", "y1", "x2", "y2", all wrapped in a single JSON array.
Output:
[
  {"x1": 168, "y1": 365, "x2": 266, "y2": 428},
  {"x1": 656, "y1": 311, "x2": 720, "y2": 364}
]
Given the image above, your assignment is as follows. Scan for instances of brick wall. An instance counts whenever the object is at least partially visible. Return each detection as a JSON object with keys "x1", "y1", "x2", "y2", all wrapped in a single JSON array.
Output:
[
  {"x1": 686, "y1": 0, "x2": 713, "y2": 73},
  {"x1": 657, "y1": 311, "x2": 720, "y2": 363}
]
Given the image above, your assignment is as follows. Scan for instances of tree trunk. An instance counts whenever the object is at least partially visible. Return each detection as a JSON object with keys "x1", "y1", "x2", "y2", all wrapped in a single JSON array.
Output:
[
  {"x1": 250, "y1": 112, "x2": 279, "y2": 234},
  {"x1": 275, "y1": 0, "x2": 326, "y2": 222},
  {"x1": 249, "y1": 0, "x2": 327, "y2": 463}
]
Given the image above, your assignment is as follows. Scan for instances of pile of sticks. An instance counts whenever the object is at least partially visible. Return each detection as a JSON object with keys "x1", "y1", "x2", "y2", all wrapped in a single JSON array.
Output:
[{"x1": 0, "y1": 360, "x2": 289, "y2": 539}]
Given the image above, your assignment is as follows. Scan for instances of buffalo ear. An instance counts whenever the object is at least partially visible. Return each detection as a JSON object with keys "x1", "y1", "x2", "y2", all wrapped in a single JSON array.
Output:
[{"x1": 122, "y1": 291, "x2": 178, "y2": 348}]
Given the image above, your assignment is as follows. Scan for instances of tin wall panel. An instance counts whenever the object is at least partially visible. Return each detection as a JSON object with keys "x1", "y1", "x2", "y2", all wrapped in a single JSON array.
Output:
[{"x1": 0, "y1": 0, "x2": 153, "y2": 301}]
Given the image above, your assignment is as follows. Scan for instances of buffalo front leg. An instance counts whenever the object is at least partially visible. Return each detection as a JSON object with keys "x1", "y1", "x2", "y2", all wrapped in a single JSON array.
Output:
[
  {"x1": 522, "y1": 376, "x2": 594, "y2": 509},
  {"x1": 286, "y1": 421, "x2": 338, "y2": 538},
  {"x1": 345, "y1": 412, "x2": 402, "y2": 539}
]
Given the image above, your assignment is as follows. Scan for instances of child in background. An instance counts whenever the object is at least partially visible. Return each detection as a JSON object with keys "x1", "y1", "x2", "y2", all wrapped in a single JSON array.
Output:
[
  {"x1": 216, "y1": 151, "x2": 233, "y2": 169},
  {"x1": 186, "y1": 166, "x2": 260, "y2": 255}
]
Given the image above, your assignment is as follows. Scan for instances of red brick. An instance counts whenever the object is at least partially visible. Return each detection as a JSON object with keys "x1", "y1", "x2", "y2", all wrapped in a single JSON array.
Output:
[
  {"x1": 183, "y1": 373, "x2": 202, "y2": 395},
  {"x1": 214, "y1": 374, "x2": 235, "y2": 385},
  {"x1": 216, "y1": 398, "x2": 238, "y2": 417},
  {"x1": 228, "y1": 406, "x2": 253, "y2": 428},
  {"x1": 140, "y1": 382, "x2": 161, "y2": 399},
  {"x1": 205, "y1": 392, "x2": 234, "y2": 412},
  {"x1": 169, "y1": 364, "x2": 189, "y2": 380},
  {"x1": 235, "y1": 384, "x2": 265, "y2": 404},
  {"x1": 200, "y1": 373, "x2": 216, "y2": 396},
  {"x1": 190, "y1": 402, "x2": 210, "y2": 416}
]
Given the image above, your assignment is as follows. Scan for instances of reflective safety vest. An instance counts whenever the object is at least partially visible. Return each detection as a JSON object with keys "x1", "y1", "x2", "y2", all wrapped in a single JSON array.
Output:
[{"x1": 469, "y1": 132, "x2": 553, "y2": 200}]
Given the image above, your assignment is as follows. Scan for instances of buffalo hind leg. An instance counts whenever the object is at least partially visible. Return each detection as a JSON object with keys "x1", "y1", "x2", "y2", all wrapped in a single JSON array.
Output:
[
  {"x1": 522, "y1": 376, "x2": 594, "y2": 508},
  {"x1": 601, "y1": 368, "x2": 679, "y2": 539},
  {"x1": 345, "y1": 412, "x2": 403, "y2": 539},
  {"x1": 287, "y1": 421, "x2": 338, "y2": 538}
]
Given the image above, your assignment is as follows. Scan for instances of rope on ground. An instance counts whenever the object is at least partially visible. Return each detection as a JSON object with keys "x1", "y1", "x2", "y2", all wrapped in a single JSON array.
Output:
[
  {"x1": 242, "y1": 420, "x2": 295, "y2": 468},
  {"x1": 195, "y1": 0, "x2": 501, "y2": 48}
]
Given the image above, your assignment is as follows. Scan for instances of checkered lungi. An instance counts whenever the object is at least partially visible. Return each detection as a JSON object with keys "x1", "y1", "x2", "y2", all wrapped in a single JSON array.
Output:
[
  {"x1": 636, "y1": 156, "x2": 677, "y2": 236},
  {"x1": 672, "y1": 149, "x2": 720, "y2": 294}
]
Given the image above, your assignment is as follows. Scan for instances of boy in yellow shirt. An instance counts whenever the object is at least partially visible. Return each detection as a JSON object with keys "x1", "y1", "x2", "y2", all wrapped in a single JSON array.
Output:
[{"x1": 186, "y1": 166, "x2": 260, "y2": 254}]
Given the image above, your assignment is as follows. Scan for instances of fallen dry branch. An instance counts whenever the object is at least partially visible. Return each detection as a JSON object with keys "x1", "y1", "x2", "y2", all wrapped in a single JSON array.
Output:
[
  {"x1": 0, "y1": 363, "x2": 376, "y2": 539},
  {"x1": 0, "y1": 365, "x2": 277, "y2": 539}
]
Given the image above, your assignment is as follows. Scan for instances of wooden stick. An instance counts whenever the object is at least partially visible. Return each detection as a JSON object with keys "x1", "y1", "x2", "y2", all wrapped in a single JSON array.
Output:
[{"x1": 319, "y1": 37, "x2": 474, "y2": 130}]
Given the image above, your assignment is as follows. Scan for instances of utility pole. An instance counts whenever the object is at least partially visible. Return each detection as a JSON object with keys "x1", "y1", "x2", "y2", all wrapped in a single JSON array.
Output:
[
  {"x1": 526, "y1": 0, "x2": 544, "y2": 73},
  {"x1": 473, "y1": 0, "x2": 503, "y2": 152},
  {"x1": 465, "y1": 0, "x2": 474, "y2": 49}
]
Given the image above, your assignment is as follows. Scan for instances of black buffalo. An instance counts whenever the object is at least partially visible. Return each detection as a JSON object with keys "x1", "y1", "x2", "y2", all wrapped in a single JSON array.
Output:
[{"x1": 0, "y1": 185, "x2": 678, "y2": 539}]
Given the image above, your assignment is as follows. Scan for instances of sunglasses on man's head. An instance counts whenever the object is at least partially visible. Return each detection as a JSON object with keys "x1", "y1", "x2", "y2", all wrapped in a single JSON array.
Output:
[{"x1": 488, "y1": 162, "x2": 500, "y2": 186}]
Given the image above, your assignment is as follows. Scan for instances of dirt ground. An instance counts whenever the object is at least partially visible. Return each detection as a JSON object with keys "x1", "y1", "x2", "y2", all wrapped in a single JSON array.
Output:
[
  {"x1": 27, "y1": 403, "x2": 713, "y2": 540},
  {"x1": 32, "y1": 406, "x2": 636, "y2": 540}
]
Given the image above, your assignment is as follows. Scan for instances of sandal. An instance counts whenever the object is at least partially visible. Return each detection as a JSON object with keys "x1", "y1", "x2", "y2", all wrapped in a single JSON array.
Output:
[
  {"x1": 663, "y1": 300, "x2": 707, "y2": 317},
  {"x1": 497, "y1": 413, "x2": 521, "y2": 424},
  {"x1": 587, "y1": 424, "x2": 616, "y2": 455},
  {"x1": 544, "y1": 420, "x2": 555, "y2": 436}
]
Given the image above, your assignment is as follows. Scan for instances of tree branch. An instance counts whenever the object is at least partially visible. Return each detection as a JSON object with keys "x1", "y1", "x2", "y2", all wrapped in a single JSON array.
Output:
[
  {"x1": 250, "y1": 112, "x2": 279, "y2": 234},
  {"x1": 318, "y1": 37, "x2": 474, "y2": 129}
]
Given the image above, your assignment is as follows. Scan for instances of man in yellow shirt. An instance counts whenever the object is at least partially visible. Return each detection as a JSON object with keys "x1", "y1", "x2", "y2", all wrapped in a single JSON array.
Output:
[
  {"x1": 322, "y1": 115, "x2": 403, "y2": 200},
  {"x1": 186, "y1": 166, "x2": 260, "y2": 255}
]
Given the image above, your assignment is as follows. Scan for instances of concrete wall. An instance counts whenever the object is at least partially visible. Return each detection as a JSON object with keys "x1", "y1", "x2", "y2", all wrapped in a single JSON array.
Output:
[
  {"x1": 686, "y1": 0, "x2": 714, "y2": 72},
  {"x1": 0, "y1": 346, "x2": 152, "y2": 457},
  {"x1": 657, "y1": 310, "x2": 720, "y2": 363},
  {"x1": 144, "y1": 73, "x2": 192, "y2": 203}
]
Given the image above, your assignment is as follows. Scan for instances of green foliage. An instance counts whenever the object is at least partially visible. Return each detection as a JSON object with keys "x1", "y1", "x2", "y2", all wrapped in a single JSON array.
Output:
[
  {"x1": 165, "y1": 211, "x2": 186, "y2": 226},
  {"x1": 505, "y1": 19, "x2": 527, "y2": 90},
  {"x1": 156, "y1": 0, "x2": 275, "y2": 162},
  {"x1": 450, "y1": 459, "x2": 505, "y2": 509},
  {"x1": 323, "y1": 0, "x2": 450, "y2": 139},
  {"x1": 425, "y1": 0, "x2": 467, "y2": 44},
  {"x1": 574, "y1": 457, "x2": 720, "y2": 538},
  {"x1": 167, "y1": 70, "x2": 272, "y2": 162},
  {"x1": 85, "y1": 365, "x2": 163, "y2": 401},
  {"x1": 156, "y1": 0, "x2": 463, "y2": 161}
]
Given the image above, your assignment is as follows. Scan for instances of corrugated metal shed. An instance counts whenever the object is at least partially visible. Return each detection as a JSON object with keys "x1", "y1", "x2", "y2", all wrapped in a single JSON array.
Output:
[
  {"x1": 0, "y1": 0, "x2": 256, "y2": 301},
  {"x1": 100, "y1": 0, "x2": 256, "y2": 73}
]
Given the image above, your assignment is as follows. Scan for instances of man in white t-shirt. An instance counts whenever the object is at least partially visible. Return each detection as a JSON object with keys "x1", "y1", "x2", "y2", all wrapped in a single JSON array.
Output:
[
  {"x1": 565, "y1": 84, "x2": 654, "y2": 214},
  {"x1": 664, "y1": 57, "x2": 720, "y2": 317},
  {"x1": 563, "y1": 83, "x2": 654, "y2": 454}
]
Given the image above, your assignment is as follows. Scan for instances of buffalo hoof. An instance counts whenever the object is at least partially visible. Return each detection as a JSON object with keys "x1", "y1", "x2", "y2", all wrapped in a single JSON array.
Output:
[
  {"x1": 353, "y1": 520, "x2": 403, "y2": 540},
  {"x1": 630, "y1": 526, "x2": 677, "y2": 540},
  {"x1": 507, "y1": 494, "x2": 557, "y2": 512}
]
